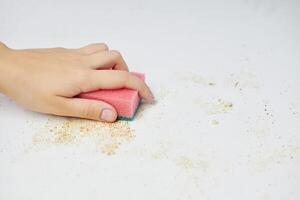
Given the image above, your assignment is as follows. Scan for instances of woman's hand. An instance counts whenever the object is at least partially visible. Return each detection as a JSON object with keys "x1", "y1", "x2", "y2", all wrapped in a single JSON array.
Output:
[{"x1": 0, "y1": 42, "x2": 154, "y2": 122}]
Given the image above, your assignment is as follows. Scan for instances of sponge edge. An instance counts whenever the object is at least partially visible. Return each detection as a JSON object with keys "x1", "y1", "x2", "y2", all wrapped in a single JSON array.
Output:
[{"x1": 78, "y1": 72, "x2": 145, "y2": 120}]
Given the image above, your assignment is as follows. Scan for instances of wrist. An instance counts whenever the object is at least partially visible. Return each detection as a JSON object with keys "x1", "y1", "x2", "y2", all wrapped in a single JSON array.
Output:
[{"x1": 0, "y1": 43, "x2": 14, "y2": 94}]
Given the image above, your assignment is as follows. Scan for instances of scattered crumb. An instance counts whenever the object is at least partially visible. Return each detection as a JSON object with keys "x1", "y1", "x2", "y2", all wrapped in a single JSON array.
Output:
[
  {"x1": 262, "y1": 104, "x2": 275, "y2": 124},
  {"x1": 228, "y1": 72, "x2": 260, "y2": 89},
  {"x1": 289, "y1": 105, "x2": 300, "y2": 118},
  {"x1": 31, "y1": 118, "x2": 135, "y2": 156},
  {"x1": 179, "y1": 73, "x2": 215, "y2": 86},
  {"x1": 174, "y1": 156, "x2": 209, "y2": 172},
  {"x1": 196, "y1": 99, "x2": 234, "y2": 115},
  {"x1": 151, "y1": 141, "x2": 171, "y2": 160},
  {"x1": 252, "y1": 146, "x2": 300, "y2": 173},
  {"x1": 211, "y1": 120, "x2": 219, "y2": 125},
  {"x1": 155, "y1": 87, "x2": 170, "y2": 100},
  {"x1": 224, "y1": 103, "x2": 233, "y2": 108}
]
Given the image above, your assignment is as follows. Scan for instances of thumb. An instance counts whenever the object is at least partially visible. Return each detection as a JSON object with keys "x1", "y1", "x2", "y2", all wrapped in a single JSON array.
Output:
[{"x1": 54, "y1": 97, "x2": 117, "y2": 122}]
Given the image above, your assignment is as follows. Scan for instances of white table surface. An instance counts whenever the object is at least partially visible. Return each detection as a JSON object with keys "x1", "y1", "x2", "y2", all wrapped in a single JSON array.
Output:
[{"x1": 0, "y1": 0, "x2": 299, "y2": 199}]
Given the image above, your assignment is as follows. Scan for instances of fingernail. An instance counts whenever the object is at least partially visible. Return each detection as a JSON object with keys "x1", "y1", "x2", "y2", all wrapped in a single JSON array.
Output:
[{"x1": 100, "y1": 108, "x2": 116, "y2": 121}]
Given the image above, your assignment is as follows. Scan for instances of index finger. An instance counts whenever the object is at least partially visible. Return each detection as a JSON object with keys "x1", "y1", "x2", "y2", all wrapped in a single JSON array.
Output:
[{"x1": 81, "y1": 70, "x2": 154, "y2": 103}]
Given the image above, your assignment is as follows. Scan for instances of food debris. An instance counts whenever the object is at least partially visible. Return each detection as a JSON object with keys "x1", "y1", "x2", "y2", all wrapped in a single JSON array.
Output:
[
  {"x1": 211, "y1": 120, "x2": 219, "y2": 125},
  {"x1": 32, "y1": 118, "x2": 135, "y2": 156},
  {"x1": 196, "y1": 99, "x2": 234, "y2": 115},
  {"x1": 174, "y1": 156, "x2": 209, "y2": 171},
  {"x1": 179, "y1": 73, "x2": 215, "y2": 87},
  {"x1": 225, "y1": 103, "x2": 233, "y2": 108}
]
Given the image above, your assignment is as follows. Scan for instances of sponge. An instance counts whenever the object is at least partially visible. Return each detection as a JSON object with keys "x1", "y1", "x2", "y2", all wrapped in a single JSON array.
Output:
[{"x1": 78, "y1": 72, "x2": 145, "y2": 121}]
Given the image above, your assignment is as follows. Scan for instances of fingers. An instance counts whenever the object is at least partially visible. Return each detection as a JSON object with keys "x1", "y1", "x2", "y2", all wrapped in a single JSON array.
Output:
[
  {"x1": 24, "y1": 43, "x2": 128, "y2": 71},
  {"x1": 78, "y1": 43, "x2": 109, "y2": 54},
  {"x1": 54, "y1": 97, "x2": 118, "y2": 122},
  {"x1": 82, "y1": 50, "x2": 129, "y2": 71},
  {"x1": 81, "y1": 70, "x2": 154, "y2": 103}
]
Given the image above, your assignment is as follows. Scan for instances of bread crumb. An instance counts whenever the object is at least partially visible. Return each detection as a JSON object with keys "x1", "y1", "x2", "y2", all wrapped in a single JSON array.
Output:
[{"x1": 32, "y1": 118, "x2": 135, "y2": 156}]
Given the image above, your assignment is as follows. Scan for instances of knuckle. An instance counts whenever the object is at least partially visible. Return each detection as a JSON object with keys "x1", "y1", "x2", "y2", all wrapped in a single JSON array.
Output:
[
  {"x1": 98, "y1": 43, "x2": 109, "y2": 50},
  {"x1": 119, "y1": 71, "x2": 130, "y2": 85}
]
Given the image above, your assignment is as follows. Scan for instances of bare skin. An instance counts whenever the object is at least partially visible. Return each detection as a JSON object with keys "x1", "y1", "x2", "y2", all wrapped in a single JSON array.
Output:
[{"x1": 0, "y1": 42, "x2": 154, "y2": 122}]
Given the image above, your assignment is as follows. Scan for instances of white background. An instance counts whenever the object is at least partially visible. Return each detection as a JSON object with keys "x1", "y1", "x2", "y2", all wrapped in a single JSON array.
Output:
[{"x1": 0, "y1": 0, "x2": 300, "y2": 199}]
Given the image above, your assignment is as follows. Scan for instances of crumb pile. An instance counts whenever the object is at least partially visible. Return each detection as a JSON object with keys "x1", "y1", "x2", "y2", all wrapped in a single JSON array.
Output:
[{"x1": 32, "y1": 118, "x2": 135, "y2": 155}]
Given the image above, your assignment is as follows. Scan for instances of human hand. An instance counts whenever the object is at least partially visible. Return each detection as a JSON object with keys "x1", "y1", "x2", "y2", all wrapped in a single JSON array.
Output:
[{"x1": 0, "y1": 42, "x2": 154, "y2": 122}]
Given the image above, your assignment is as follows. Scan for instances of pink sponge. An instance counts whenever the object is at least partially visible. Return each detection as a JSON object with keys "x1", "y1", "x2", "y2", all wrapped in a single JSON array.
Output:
[{"x1": 78, "y1": 72, "x2": 145, "y2": 120}]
